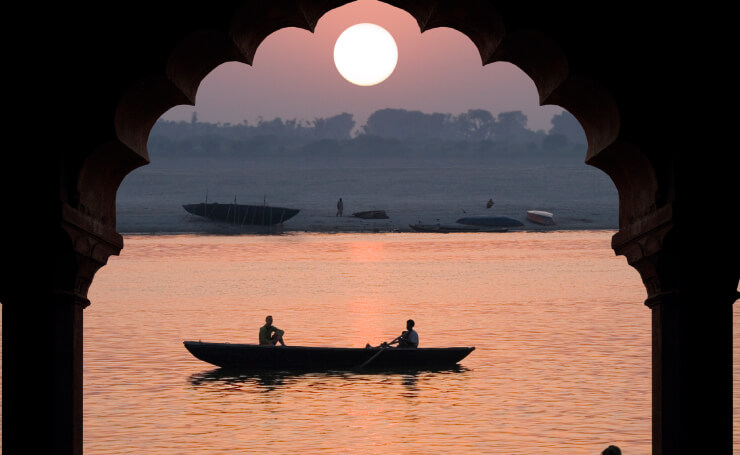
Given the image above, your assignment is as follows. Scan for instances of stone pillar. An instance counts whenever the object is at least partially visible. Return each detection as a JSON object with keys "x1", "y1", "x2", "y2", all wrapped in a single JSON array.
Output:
[
  {"x1": 4, "y1": 290, "x2": 91, "y2": 455},
  {"x1": 59, "y1": 205, "x2": 122, "y2": 454},
  {"x1": 646, "y1": 289, "x2": 734, "y2": 454},
  {"x1": 54, "y1": 290, "x2": 89, "y2": 454},
  {"x1": 613, "y1": 206, "x2": 735, "y2": 454},
  {"x1": 2, "y1": 204, "x2": 124, "y2": 453}
]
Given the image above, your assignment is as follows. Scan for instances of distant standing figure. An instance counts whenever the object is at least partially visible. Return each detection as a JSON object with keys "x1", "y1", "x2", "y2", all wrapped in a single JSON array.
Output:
[
  {"x1": 336, "y1": 197, "x2": 344, "y2": 216},
  {"x1": 259, "y1": 315, "x2": 286, "y2": 346},
  {"x1": 486, "y1": 198, "x2": 494, "y2": 208}
]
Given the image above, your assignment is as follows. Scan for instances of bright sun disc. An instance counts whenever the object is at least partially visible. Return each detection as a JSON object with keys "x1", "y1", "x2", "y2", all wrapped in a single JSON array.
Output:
[{"x1": 334, "y1": 23, "x2": 398, "y2": 86}]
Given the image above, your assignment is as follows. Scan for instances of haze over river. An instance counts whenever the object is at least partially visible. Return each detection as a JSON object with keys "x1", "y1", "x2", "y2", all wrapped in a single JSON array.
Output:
[{"x1": 115, "y1": 153, "x2": 618, "y2": 234}]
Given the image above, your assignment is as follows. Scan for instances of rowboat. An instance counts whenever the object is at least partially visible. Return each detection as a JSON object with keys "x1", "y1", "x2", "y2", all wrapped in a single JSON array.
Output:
[
  {"x1": 184, "y1": 341, "x2": 475, "y2": 371},
  {"x1": 409, "y1": 223, "x2": 508, "y2": 233},
  {"x1": 183, "y1": 202, "x2": 300, "y2": 226},
  {"x1": 352, "y1": 210, "x2": 389, "y2": 219},
  {"x1": 456, "y1": 215, "x2": 524, "y2": 227},
  {"x1": 526, "y1": 210, "x2": 556, "y2": 226}
]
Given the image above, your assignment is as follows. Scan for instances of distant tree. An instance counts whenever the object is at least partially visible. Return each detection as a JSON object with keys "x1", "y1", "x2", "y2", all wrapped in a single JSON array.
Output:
[
  {"x1": 492, "y1": 111, "x2": 532, "y2": 144},
  {"x1": 362, "y1": 108, "x2": 451, "y2": 140},
  {"x1": 542, "y1": 133, "x2": 568, "y2": 151},
  {"x1": 312, "y1": 113, "x2": 355, "y2": 140},
  {"x1": 496, "y1": 110, "x2": 528, "y2": 130},
  {"x1": 549, "y1": 111, "x2": 586, "y2": 145},
  {"x1": 454, "y1": 109, "x2": 495, "y2": 140},
  {"x1": 148, "y1": 108, "x2": 585, "y2": 157},
  {"x1": 255, "y1": 117, "x2": 285, "y2": 135}
]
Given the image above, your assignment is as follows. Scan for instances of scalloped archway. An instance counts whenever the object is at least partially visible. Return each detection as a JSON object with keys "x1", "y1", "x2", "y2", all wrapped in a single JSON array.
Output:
[{"x1": 3, "y1": 2, "x2": 735, "y2": 454}]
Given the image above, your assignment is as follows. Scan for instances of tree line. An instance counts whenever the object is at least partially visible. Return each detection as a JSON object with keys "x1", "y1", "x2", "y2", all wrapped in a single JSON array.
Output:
[{"x1": 148, "y1": 109, "x2": 587, "y2": 157}]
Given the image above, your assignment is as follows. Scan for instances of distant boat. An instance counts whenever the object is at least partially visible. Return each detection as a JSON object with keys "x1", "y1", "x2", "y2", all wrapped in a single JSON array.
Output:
[
  {"x1": 526, "y1": 210, "x2": 556, "y2": 226},
  {"x1": 353, "y1": 210, "x2": 389, "y2": 219},
  {"x1": 409, "y1": 223, "x2": 508, "y2": 233},
  {"x1": 183, "y1": 201, "x2": 300, "y2": 226},
  {"x1": 456, "y1": 215, "x2": 524, "y2": 227},
  {"x1": 184, "y1": 341, "x2": 475, "y2": 371}
]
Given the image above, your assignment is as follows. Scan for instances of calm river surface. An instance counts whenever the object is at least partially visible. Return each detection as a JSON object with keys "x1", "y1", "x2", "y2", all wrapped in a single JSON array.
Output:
[{"x1": 74, "y1": 231, "x2": 738, "y2": 454}]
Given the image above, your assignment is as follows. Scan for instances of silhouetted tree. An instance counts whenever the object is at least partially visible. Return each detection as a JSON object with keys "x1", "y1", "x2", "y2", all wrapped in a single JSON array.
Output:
[
  {"x1": 312, "y1": 113, "x2": 355, "y2": 140},
  {"x1": 492, "y1": 110, "x2": 539, "y2": 144},
  {"x1": 362, "y1": 108, "x2": 450, "y2": 140},
  {"x1": 542, "y1": 133, "x2": 568, "y2": 151},
  {"x1": 549, "y1": 111, "x2": 586, "y2": 145},
  {"x1": 148, "y1": 109, "x2": 581, "y2": 157},
  {"x1": 454, "y1": 109, "x2": 495, "y2": 140}
]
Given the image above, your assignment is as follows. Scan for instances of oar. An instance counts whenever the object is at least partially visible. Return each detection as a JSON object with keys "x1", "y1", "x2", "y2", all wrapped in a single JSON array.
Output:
[{"x1": 356, "y1": 338, "x2": 397, "y2": 370}]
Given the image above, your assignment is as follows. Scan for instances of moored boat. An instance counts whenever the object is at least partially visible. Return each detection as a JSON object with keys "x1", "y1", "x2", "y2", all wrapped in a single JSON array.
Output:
[
  {"x1": 353, "y1": 210, "x2": 389, "y2": 219},
  {"x1": 526, "y1": 210, "x2": 556, "y2": 226},
  {"x1": 184, "y1": 341, "x2": 474, "y2": 371},
  {"x1": 183, "y1": 202, "x2": 300, "y2": 226},
  {"x1": 456, "y1": 215, "x2": 524, "y2": 227},
  {"x1": 409, "y1": 223, "x2": 508, "y2": 233}
]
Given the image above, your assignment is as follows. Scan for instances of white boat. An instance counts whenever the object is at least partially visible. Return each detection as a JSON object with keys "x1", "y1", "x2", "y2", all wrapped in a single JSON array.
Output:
[{"x1": 526, "y1": 210, "x2": 555, "y2": 226}]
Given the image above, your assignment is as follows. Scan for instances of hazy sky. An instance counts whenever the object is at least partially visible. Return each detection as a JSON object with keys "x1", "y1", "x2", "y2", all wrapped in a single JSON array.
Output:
[{"x1": 162, "y1": 0, "x2": 564, "y2": 132}]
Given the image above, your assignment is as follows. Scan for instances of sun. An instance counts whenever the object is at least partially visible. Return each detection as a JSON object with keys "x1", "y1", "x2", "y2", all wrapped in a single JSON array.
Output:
[{"x1": 333, "y1": 23, "x2": 398, "y2": 86}]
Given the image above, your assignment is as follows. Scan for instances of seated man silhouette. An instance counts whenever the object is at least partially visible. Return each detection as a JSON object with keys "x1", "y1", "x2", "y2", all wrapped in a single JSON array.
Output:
[
  {"x1": 259, "y1": 315, "x2": 286, "y2": 346},
  {"x1": 385, "y1": 319, "x2": 419, "y2": 348}
]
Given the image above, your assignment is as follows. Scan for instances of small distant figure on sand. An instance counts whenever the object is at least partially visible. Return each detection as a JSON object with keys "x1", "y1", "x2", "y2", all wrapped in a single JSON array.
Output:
[
  {"x1": 336, "y1": 197, "x2": 344, "y2": 217},
  {"x1": 486, "y1": 198, "x2": 495, "y2": 208},
  {"x1": 259, "y1": 315, "x2": 286, "y2": 346},
  {"x1": 601, "y1": 445, "x2": 621, "y2": 455}
]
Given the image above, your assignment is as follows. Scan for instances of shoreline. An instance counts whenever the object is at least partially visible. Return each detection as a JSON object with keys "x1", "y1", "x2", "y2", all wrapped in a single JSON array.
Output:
[{"x1": 116, "y1": 224, "x2": 617, "y2": 236}]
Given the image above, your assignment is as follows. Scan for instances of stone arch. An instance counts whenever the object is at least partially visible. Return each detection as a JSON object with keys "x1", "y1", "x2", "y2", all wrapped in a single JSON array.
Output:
[{"x1": 5, "y1": 2, "x2": 734, "y2": 454}]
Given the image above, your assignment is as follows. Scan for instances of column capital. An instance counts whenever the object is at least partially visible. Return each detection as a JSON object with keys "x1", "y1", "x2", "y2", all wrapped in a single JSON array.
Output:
[
  {"x1": 51, "y1": 288, "x2": 92, "y2": 309},
  {"x1": 60, "y1": 202, "x2": 123, "y2": 300},
  {"x1": 611, "y1": 204, "x2": 674, "y2": 302}
]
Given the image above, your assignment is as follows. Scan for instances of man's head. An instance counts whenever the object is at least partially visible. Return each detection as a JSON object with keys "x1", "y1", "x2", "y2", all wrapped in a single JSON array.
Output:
[
  {"x1": 266, "y1": 315, "x2": 273, "y2": 325},
  {"x1": 601, "y1": 446, "x2": 621, "y2": 455},
  {"x1": 406, "y1": 319, "x2": 415, "y2": 330}
]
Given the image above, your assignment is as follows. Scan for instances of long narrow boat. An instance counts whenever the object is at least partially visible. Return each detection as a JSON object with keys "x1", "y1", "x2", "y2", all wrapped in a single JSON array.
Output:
[
  {"x1": 409, "y1": 223, "x2": 508, "y2": 233},
  {"x1": 184, "y1": 341, "x2": 474, "y2": 371},
  {"x1": 352, "y1": 210, "x2": 389, "y2": 219},
  {"x1": 456, "y1": 215, "x2": 524, "y2": 228},
  {"x1": 183, "y1": 202, "x2": 300, "y2": 226}
]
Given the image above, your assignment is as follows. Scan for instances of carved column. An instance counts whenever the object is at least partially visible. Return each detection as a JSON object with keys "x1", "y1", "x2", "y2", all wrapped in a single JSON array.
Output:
[
  {"x1": 613, "y1": 204, "x2": 735, "y2": 454},
  {"x1": 56, "y1": 204, "x2": 122, "y2": 454}
]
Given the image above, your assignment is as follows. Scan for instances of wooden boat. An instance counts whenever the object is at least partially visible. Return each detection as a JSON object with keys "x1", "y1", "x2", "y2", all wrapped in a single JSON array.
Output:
[
  {"x1": 184, "y1": 341, "x2": 475, "y2": 371},
  {"x1": 526, "y1": 210, "x2": 556, "y2": 226},
  {"x1": 409, "y1": 223, "x2": 508, "y2": 233},
  {"x1": 352, "y1": 210, "x2": 389, "y2": 219},
  {"x1": 456, "y1": 215, "x2": 524, "y2": 227},
  {"x1": 183, "y1": 201, "x2": 300, "y2": 226}
]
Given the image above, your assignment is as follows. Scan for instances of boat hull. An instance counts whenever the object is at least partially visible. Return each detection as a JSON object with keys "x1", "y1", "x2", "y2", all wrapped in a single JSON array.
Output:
[
  {"x1": 526, "y1": 210, "x2": 556, "y2": 226},
  {"x1": 456, "y1": 216, "x2": 524, "y2": 227},
  {"x1": 409, "y1": 224, "x2": 507, "y2": 233},
  {"x1": 183, "y1": 203, "x2": 300, "y2": 226},
  {"x1": 353, "y1": 210, "x2": 389, "y2": 219},
  {"x1": 184, "y1": 341, "x2": 474, "y2": 371}
]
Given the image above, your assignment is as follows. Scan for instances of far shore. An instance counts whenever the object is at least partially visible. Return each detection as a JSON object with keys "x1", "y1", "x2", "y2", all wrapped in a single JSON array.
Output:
[{"x1": 117, "y1": 222, "x2": 616, "y2": 236}]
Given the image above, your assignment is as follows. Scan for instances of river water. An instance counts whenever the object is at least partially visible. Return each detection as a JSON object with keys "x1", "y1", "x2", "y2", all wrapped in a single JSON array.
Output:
[{"x1": 79, "y1": 231, "x2": 737, "y2": 454}]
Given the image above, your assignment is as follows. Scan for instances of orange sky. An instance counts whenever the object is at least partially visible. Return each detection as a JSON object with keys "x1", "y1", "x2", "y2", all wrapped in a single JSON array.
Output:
[{"x1": 161, "y1": 0, "x2": 564, "y2": 132}]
